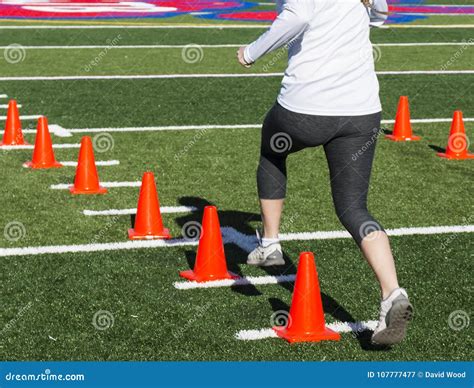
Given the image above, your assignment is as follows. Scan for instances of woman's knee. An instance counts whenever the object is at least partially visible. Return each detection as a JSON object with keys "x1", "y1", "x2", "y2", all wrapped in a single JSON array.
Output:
[{"x1": 336, "y1": 209, "x2": 384, "y2": 246}]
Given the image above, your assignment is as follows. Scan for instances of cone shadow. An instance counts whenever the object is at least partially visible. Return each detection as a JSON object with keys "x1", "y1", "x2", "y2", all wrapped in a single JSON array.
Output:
[
  {"x1": 428, "y1": 144, "x2": 445, "y2": 153},
  {"x1": 381, "y1": 127, "x2": 391, "y2": 135}
]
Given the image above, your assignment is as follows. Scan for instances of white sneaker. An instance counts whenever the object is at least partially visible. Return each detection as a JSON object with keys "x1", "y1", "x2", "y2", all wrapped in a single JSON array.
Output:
[
  {"x1": 247, "y1": 231, "x2": 285, "y2": 267},
  {"x1": 372, "y1": 288, "x2": 413, "y2": 346}
]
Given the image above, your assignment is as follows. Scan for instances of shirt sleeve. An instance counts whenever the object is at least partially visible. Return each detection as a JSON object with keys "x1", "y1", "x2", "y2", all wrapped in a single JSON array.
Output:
[
  {"x1": 369, "y1": 0, "x2": 389, "y2": 27},
  {"x1": 243, "y1": 0, "x2": 315, "y2": 64}
]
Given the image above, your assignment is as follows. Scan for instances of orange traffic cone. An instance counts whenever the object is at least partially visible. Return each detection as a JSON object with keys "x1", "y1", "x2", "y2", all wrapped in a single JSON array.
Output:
[
  {"x1": 70, "y1": 136, "x2": 107, "y2": 195},
  {"x1": 179, "y1": 206, "x2": 239, "y2": 282},
  {"x1": 24, "y1": 117, "x2": 63, "y2": 169},
  {"x1": 437, "y1": 111, "x2": 474, "y2": 160},
  {"x1": 0, "y1": 100, "x2": 28, "y2": 146},
  {"x1": 386, "y1": 96, "x2": 420, "y2": 141},
  {"x1": 273, "y1": 252, "x2": 340, "y2": 343},
  {"x1": 128, "y1": 172, "x2": 171, "y2": 240}
]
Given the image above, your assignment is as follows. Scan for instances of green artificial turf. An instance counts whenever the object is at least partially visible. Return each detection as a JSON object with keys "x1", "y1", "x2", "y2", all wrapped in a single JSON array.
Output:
[
  {"x1": 0, "y1": 44, "x2": 473, "y2": 76},
  {"x1": 0, "y1": 19, "x2": 472, "y2": 362}
]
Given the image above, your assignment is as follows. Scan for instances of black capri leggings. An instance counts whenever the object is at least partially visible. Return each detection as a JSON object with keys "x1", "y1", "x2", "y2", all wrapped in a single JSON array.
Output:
[{"x1": 257, "y1": 102, "x2": 384, "y2": 246}]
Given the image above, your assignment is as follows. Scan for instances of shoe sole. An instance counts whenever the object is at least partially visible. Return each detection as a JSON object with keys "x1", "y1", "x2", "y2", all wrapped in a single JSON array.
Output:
[
  {"x1": 372, "y1": 300, "x2": 414, "y2": 346},
  {"x1": 259, "y1": 257, "x2": 285, "y2": 267},
  {"x1": 246, "y1": 257, "x2": 285, "y2": 267}
]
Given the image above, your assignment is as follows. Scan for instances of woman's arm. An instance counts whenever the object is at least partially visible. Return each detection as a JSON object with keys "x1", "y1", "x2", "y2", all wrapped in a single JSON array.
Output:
[{"x1": 240, "y1": 0, "x2": 315, "y2": 66}]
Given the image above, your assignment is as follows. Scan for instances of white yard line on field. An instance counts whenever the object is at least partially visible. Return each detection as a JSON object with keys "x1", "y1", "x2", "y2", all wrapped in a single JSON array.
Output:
[
  {"x1": 1, "y1": 70, "x2": 473, "y2": 81},
  {"x1": 385, "y1": 25, "x2": 474, "y2": 29},
  {"x1": 22, "y1": 125, "x2": 74, "y2": 137},
  {"x1": 83, "y1": 205, "x2": 197, "y2": 216},
  {"x1": 0, "y1": 143, "x2": 80, "y2": 150},
  {"x1": 0, "y1": 115, "x2": 41, "y2": 121},
  {"x1": 1, "y1": 42, "x2": 472, "y2": 49},
  {"x1": 57, "y1": 160, "x2": 119, "y2": 167},
  {"x1": 46, "y1": 118, "x2": 474, "y2": 137},
  {"x1": 0, "y1": 94, "x2": 8, "y2": 98},
  {"x1": 0, "y1": 224, "x2": 472, "y2": 258},
  {"x1": 61, "y1": 124, "x2": 261, "y2": 135},
  {"x1": 51, "y1": 181, "x2": 141, "y2": 190},
  {"x1": 0, "y1": 24, "x2": 473, "y2": 29},
  {"x1": 235, "y1": 321, "x2": 379, "y2": 341},
  {"x1": 383, "y1": 118, "x2": 474, "y2": 124},
  {"x1": 0, "y1": 104, "x2": 21, "y2": 108},
  {"x1": 174, "y1": 274, "x2": 296, "y2": 290}
]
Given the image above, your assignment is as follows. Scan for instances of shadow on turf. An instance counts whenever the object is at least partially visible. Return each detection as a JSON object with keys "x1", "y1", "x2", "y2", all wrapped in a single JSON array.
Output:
[
  {"x1": 268, "y1": 297, "x2": 389, "y2": 351},
  {"x1": 175, "y1": 196, "x2": 388, "y2": 351},
  {"x1": 428, "y1": 144, "x2": 445, "y2": 153},
  {"x1": 175, "y1": 196, "x2": 297, "y2": 296}
]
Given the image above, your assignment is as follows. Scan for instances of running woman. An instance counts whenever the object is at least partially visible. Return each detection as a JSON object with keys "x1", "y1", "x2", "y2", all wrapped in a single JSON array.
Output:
[{"x1": 237, "y1": 0, "x2": 413, "y2": 345}]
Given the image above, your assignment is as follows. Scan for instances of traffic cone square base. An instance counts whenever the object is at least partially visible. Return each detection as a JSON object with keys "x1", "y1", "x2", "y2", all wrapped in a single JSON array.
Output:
[
  {"x1": 273, "y1": 325, "x2": 341, "y2": 344},
  {"x1": 23, "y1": 161, "x2": 63, "y2": 169},
  {"x1": 437, "y1": 152, "x2": 474, "y2": 160},
  {"x1": 70, "y1": 186, "x2": 108, "y2": 195},
  {"x1": 128, "y1": 227, "x2": 171, "y2": 240},
  {"x1": 385, "y1": 134, "x2": 420, "y2": 142},
  {"x1": 179, "y1": 269, "x2": 239, "y2": 283}
]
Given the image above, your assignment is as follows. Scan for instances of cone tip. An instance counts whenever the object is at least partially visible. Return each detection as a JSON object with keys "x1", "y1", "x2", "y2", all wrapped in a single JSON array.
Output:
[
  {"x1": 204, "y1": 205, "x2": 217, "y2": 212},
  {"x1": 38, "y1": 116, "x2": 48, "y2": 125},
  {"x1": 299, "y1": 251, "x2": 315, "y2": 261}
]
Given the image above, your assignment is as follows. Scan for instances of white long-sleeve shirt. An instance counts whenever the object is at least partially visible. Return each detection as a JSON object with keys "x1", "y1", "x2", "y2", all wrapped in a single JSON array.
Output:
[{"x1": 244, "y1": 0, "x2": 388, "y2": 116}]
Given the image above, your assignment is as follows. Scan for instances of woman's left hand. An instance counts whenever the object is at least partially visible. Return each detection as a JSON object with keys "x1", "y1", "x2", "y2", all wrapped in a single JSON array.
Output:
[{"x1": 237, "y1": 46, "x2": 252, "y2": 68}]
